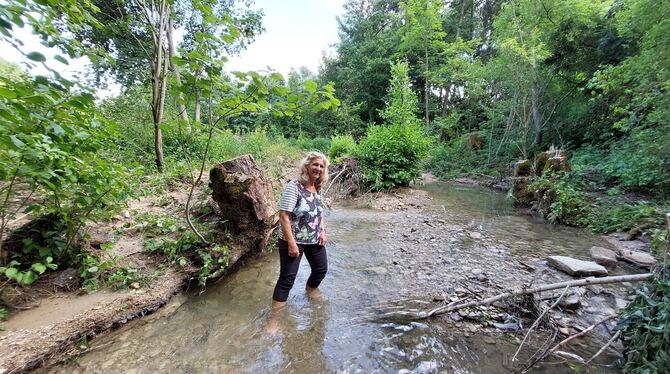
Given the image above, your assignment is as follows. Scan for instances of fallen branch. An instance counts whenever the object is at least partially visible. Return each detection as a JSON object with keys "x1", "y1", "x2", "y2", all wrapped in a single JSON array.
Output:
[
  {"x1": 552, "y1": 350, "x2": 586, "y2": 364},
  {"x1": 512, "y1": 285, "x2": 570, "y2": 362},
  {"x1": 548, "y1": 315, "x2": 617, "y2": 354},
  {"x1": 324, "y1": 163, "x2": 348, "y2": 195},
  {"x1": 587, "y1": 330, "x2": 621, "y2": 364},
  {"x1": 424, "y1": 273, "x2": 652, "y2": 319}
]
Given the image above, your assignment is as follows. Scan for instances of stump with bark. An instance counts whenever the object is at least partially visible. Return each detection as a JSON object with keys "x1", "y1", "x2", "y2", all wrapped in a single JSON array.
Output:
[{"x1": 209, "y1": 155, "x2": 278, "y2": 252}]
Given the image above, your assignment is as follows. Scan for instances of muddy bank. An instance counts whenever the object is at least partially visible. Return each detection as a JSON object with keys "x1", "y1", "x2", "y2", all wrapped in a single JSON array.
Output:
[
  {"x1": 0, "y1": 268, "x2": 189, "y2": 373},
  {"x1": 0, "y1": 155, "x2": 279, "y2": 373}
]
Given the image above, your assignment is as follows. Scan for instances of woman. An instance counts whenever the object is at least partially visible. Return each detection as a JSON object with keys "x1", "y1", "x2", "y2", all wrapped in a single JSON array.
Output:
[{"x1": 272, "y1": 151, "x2": 330, "y2": 310}]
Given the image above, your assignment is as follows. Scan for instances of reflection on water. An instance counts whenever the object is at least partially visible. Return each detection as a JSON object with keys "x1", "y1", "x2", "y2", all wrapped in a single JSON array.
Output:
[{"x1": 52, "y1": 183, "x2": 621, "y2": 373}]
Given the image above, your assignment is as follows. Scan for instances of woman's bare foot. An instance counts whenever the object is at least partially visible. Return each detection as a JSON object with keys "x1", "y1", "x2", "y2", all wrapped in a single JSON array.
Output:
[
  {"x1": 305, "y1": 286, "x2": 322, "y2": 299},
  {"x1": 266, "y1": 300, "x2": 286, "y2": 335}
]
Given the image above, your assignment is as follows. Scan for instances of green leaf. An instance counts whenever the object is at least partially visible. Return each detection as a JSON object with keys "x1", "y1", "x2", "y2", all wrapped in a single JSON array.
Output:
[
  {"x1": 21, "y1": 271, "x2": 37, "y2": 285},
  {"x1": 304, "y1": 80, "x2": 318, "y2": 93},
  {"x1": 0, "y1": 86, "x2": 17, "y2": 98},
  {"x1": 53, "y1": 55, "x2": 69, "y2": 65},
  {"x1": 31, "y1": 263, "x2": 47, "y2": 274},
  {"x1": 26, "y1": 51, "x2": 47, "y2": 62},
  {"x1": 4, "y1": 267, "x2": 18, "y2": 279},
  {"x1": 10, "y1": 135, "x2": 25, "y2": 148}
]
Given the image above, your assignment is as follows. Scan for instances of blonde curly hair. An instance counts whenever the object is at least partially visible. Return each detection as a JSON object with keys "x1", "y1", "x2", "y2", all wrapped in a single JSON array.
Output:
[{"x1": 298, "y1": 151, "x2": 329, "y2": 191}]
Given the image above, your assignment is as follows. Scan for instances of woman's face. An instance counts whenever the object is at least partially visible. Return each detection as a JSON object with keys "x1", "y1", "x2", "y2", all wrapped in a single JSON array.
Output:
[{"x1": 308, "y1": 158, "x2": 326, "y2": 182}]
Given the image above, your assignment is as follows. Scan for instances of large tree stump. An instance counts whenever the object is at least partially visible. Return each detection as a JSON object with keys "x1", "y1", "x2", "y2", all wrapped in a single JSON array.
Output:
[
  {"x1": 209, "y1": 155, "x2": 278, "y2": 251},
  {"x1": 535, "y1": 147, "x2": 570, "y2": 175}
]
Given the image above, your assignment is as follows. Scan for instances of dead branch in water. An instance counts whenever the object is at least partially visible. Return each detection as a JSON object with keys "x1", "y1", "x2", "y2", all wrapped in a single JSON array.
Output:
[
  {"x1": 587, "y1": 330, "x2": 621, "y2": 364},
  {"x1": 512, "y1": 285, "x2": 570, "y2": 362},
  {"x1": 423, "y1": 273, "x2": 652, "y2": 318},
  {"x1": 547, "y1": 315, "x2": 617, "y2": 355}
]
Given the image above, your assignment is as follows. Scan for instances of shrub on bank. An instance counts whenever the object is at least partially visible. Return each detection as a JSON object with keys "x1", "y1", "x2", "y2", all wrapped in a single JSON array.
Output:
[
  {"x1": 528, "y1": 174, "x2": 592, "y2": 226},
  {"x1": 616, "y1": 270, "x2": 670, "y2": 373},
  {"x1": 328, "y1": 134, "x2": 357, "y2": 163},
  {"x1": 356, "y1": 123, "x2": 431, "y2": 190}
]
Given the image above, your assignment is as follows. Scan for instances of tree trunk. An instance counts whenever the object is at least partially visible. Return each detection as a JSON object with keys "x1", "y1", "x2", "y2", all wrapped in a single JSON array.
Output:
[
  {"x1": 167, "y1": 17, "x2": 190, "y2": 133},
  {"x1": 456, "y1": 0, "x2": 467, "y2": 39},
  {"x1": 194, "y1": 87, "x2": 201, "y2": 123},
  {"x1": 149, "y1": 0, "x2": 170, "y2": 171},
  {"x1": 424, "y1": 35, "x2": 429, "y2": 128},
  {"x1": 530, "y1": 63, "x2": 543, "y2": 148}
]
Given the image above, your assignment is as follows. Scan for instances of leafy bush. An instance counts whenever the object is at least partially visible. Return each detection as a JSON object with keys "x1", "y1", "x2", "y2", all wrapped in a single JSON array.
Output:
[
  {"x1": 616, "y1": 270, "x2": 670, "y2": 373},
  {"x1": 357, "y1": 124, "x2": 431, "y2": 190},
  {"x1": 295, "y1": 136, "x2": 331, "y2": 153},
  {"x1": 571, "y1": 128, "x2": 670, "y2": 198},
  {"x1": 528, "y1": 175, "x2": 592, "y2": 226},
  {"x1": 328, "y1": 134, "x2": 357, "y2": 162},
  {"x1": 0, "y1": 74, "x2": 131, "y2": 285}
]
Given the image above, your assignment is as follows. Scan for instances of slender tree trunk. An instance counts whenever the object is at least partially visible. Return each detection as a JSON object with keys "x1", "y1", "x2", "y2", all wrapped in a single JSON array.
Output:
[
  {"x1": 167, "y1": 17, "x2": 190, "y2": 133},
  {"x1": 149, "y1": 0, "x2": 170, "y2": 171},
  {"x1": 456, "y1": 0, "x2": 467, "y2": 39},
  {"x1": 424, "y1": 35, "x2": 429, "y2": 127},
  {"x1": 194, "y1": 87, "x2": 201, "y2": 123},
  {"x1": 530, "y1": 63, "x2": 543, "y2": 148}
]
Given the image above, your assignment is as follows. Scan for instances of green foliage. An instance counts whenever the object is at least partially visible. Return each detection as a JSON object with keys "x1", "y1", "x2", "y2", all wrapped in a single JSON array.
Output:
[
  {"x1": 196, "y1": 244, "x2": 229, "y2": 287},
  {"x1": 357, "y1": 123, "x2": 431, "y2": 190},
  {"x1": 124, "y1": 212, "x2": 184, "y2": 238},
  {"x1": 617, "y1": 270, "x2": 670, "y2": 373},
  {"x1": 328, "y1": 134, "x2": 358, "y2": 163},
  {"x1": 78, "y1": 254, "x2": 114, "y2": 293},
  {"x1": 0, "y1": 257, "x2": 57, "y2": 286},
  {"x1": 528, "y1": 175, "x2": 592, "y2": 226},
  {"x1": 427, "y1": 133, "x2": 509, "y2": 178},
  {"x1": 0, "y1": 73, "x2": 131, "y2": 285},
  {"x1": 589, "y1": 203, "x2": 665, "y2": 234},
  {"x1": 144, "y1": 233, "x2": 230, "y2": 287},
  {"x1": 379, "y1": 60, "x2": 421, "y2": 127},
  {"x1": 295, "y1": 136, "x2": 331, "y2": 153},
  {"x1": 144, "y1": 232, "x2": 201, "y2": 263}
]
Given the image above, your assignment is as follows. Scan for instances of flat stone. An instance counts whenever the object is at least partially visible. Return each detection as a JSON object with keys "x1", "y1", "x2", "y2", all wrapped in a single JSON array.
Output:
[
  {"x1": 468, "y1": 232, "x2": 482, "y2": 239},
  {"x1": 546, "y1": 256, "x2": 608, "y2": 277},
  {"x1": 588, "y1": 246, "x2": 618, "y2": 267},
  {"x1": 617, "y1": 249, "x2": 657, "y2": 267},
  {"x1": 559, "y1": 294, "x2": 582, "y2": 311}
]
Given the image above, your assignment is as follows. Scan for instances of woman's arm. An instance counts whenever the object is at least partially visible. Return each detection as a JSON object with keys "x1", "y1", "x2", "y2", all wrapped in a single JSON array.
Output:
[{"x1": 279, "y1": 210, "x2": 300, "y2": 257}]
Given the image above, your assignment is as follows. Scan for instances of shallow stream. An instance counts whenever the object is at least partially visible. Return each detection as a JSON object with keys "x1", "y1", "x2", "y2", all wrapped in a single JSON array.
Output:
[{"x1": 53, "y1": 183, "x2": 623, "y2": 373}]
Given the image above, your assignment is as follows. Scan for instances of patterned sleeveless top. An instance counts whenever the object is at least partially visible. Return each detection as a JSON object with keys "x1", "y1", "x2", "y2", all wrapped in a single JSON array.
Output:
[{"x1": 278, "y1": 180, "x2": 324, "y2": 245}]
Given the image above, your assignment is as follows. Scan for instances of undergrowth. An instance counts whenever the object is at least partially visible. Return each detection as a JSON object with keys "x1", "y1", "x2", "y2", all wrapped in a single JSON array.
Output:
[{"x1": 616, "y1": 267, "x2": 670, "y2": 373}]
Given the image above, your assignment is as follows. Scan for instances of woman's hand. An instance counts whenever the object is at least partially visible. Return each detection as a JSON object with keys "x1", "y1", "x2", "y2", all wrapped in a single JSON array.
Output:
[
  {"x1": 319, "y1": 229, "x2": 327, "y2": 246},
  {"x1": 288, "y1": 241, "x2": 300, "y2": 257}
]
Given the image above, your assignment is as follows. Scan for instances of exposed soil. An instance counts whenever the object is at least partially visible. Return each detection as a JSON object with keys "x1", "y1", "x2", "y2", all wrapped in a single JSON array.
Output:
[{"x1": 0, "y1": 184, "x2": 202, "y2": 373}]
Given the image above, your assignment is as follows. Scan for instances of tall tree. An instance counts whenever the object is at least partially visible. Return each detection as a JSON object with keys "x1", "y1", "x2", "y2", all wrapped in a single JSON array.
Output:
[
  {"x1": 75, "y1": 0, "x2": 264, "y2": 170},
  {"x1": 399, "y1": 0, "x2": 446, "y2": 127},
  {"x1": 320, "y1": 0, "x2": 402, "y2": 124}
]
